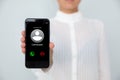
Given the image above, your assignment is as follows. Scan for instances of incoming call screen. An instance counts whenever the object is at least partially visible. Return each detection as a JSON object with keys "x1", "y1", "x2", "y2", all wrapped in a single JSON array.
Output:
[{"x1": 25, "y1": 19, "x2": 50, "y2": 62}]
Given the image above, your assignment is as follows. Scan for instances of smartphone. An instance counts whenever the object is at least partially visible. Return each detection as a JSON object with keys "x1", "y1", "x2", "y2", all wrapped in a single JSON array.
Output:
[{"x1": 25, "y1": 18, "x2": 50, "y2": 68}]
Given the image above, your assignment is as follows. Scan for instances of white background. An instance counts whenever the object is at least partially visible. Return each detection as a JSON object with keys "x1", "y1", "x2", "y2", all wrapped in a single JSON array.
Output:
[{"x1": 0, "y1": 0, "x2": 120, "y2": 80}]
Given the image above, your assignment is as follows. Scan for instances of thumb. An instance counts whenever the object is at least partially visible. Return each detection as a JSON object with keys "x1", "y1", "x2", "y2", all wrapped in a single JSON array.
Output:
[{"x1": 49, "y1": 42, "x2": 55, "y2": 49}]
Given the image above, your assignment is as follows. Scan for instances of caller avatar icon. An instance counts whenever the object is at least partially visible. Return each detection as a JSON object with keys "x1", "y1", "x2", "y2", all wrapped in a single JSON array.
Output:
[{"x1": 31, "y1": 29, "x2": 44, "y2": 43}]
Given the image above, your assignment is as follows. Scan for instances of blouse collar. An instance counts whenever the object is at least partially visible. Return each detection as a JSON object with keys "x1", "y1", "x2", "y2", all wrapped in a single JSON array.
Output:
[{"x1": 54, "y1": 10, "x2": 83, "y2": 23}]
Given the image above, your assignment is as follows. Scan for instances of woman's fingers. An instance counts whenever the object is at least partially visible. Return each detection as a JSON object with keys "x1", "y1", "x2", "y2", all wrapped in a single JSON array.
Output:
[
  {"x1": 21, "y1": 43, "x2": 25, "y2": 48},
  {"x1": 21, "y1": 42, "x2": 26, "y2": 53},
  {"x1": 21, "y1": 37, "x2": 25, "y2": 42},
  {"x1": 22, "y1": 48, "x2": 25, "y2": 53},
  {"x1": 21, "y1": 30, "x2": 25, "y2": 37},
  {"x1": 21, "y1": 30, "x2": 25, "y2": 53}
]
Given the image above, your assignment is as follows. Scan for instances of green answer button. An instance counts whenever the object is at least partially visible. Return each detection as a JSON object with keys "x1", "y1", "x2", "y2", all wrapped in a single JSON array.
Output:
[{"x1": 30, "y1": 51, "x2": 35, "y2": 57}]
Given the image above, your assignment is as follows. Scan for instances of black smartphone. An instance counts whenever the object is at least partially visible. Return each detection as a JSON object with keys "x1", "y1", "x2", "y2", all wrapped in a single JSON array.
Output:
[{"x1": 25, "y1": 18, "x2": 50, "y2": 68}]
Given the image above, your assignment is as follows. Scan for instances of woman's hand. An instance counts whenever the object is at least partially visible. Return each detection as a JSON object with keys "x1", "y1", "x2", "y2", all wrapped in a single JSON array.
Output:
[{"x1": 20, "y1": 30, "x2": 54, "y2": 71}]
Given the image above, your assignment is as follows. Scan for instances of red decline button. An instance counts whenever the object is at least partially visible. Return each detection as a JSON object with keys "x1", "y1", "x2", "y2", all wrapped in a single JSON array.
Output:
[{"x1": 40, "y1": 51, "x2": 45, "y2": 57}]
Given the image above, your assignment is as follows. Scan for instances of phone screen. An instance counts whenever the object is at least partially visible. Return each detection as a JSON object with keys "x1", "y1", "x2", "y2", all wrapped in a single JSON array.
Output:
[{"x1": 25, "y1": 18, "x2": 50, "y2": 68}]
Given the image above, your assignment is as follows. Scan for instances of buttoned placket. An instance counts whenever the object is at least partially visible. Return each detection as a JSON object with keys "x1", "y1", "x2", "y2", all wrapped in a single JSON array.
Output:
[{"x1": 69, "y1": 22, "x2": 78, "y2": 80}]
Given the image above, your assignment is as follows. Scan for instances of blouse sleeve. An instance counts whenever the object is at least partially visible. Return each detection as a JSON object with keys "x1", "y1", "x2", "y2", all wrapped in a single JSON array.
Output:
[
  {"x1": 98, "y1": 22, "x2": 111, "y2": 80},
  {"x1": 31, "y1": 69, "x2": 52, "y2": 80}
]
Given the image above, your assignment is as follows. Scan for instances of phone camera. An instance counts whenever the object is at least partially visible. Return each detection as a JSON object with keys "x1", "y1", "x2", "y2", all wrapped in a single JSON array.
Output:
[{"x1": 45, "y1": 22, "x2": 48, "y2": 24}]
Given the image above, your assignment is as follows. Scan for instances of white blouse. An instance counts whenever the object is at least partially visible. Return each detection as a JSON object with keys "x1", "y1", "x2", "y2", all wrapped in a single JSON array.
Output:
[{"x1": 31, "y1": 10, "x2": 111, "y2": 80}]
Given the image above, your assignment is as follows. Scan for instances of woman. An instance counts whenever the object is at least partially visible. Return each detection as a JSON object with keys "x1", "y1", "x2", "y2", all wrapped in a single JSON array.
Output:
[{"x1": 21, "y1": 0, "x2": 111, "y2": 80}]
